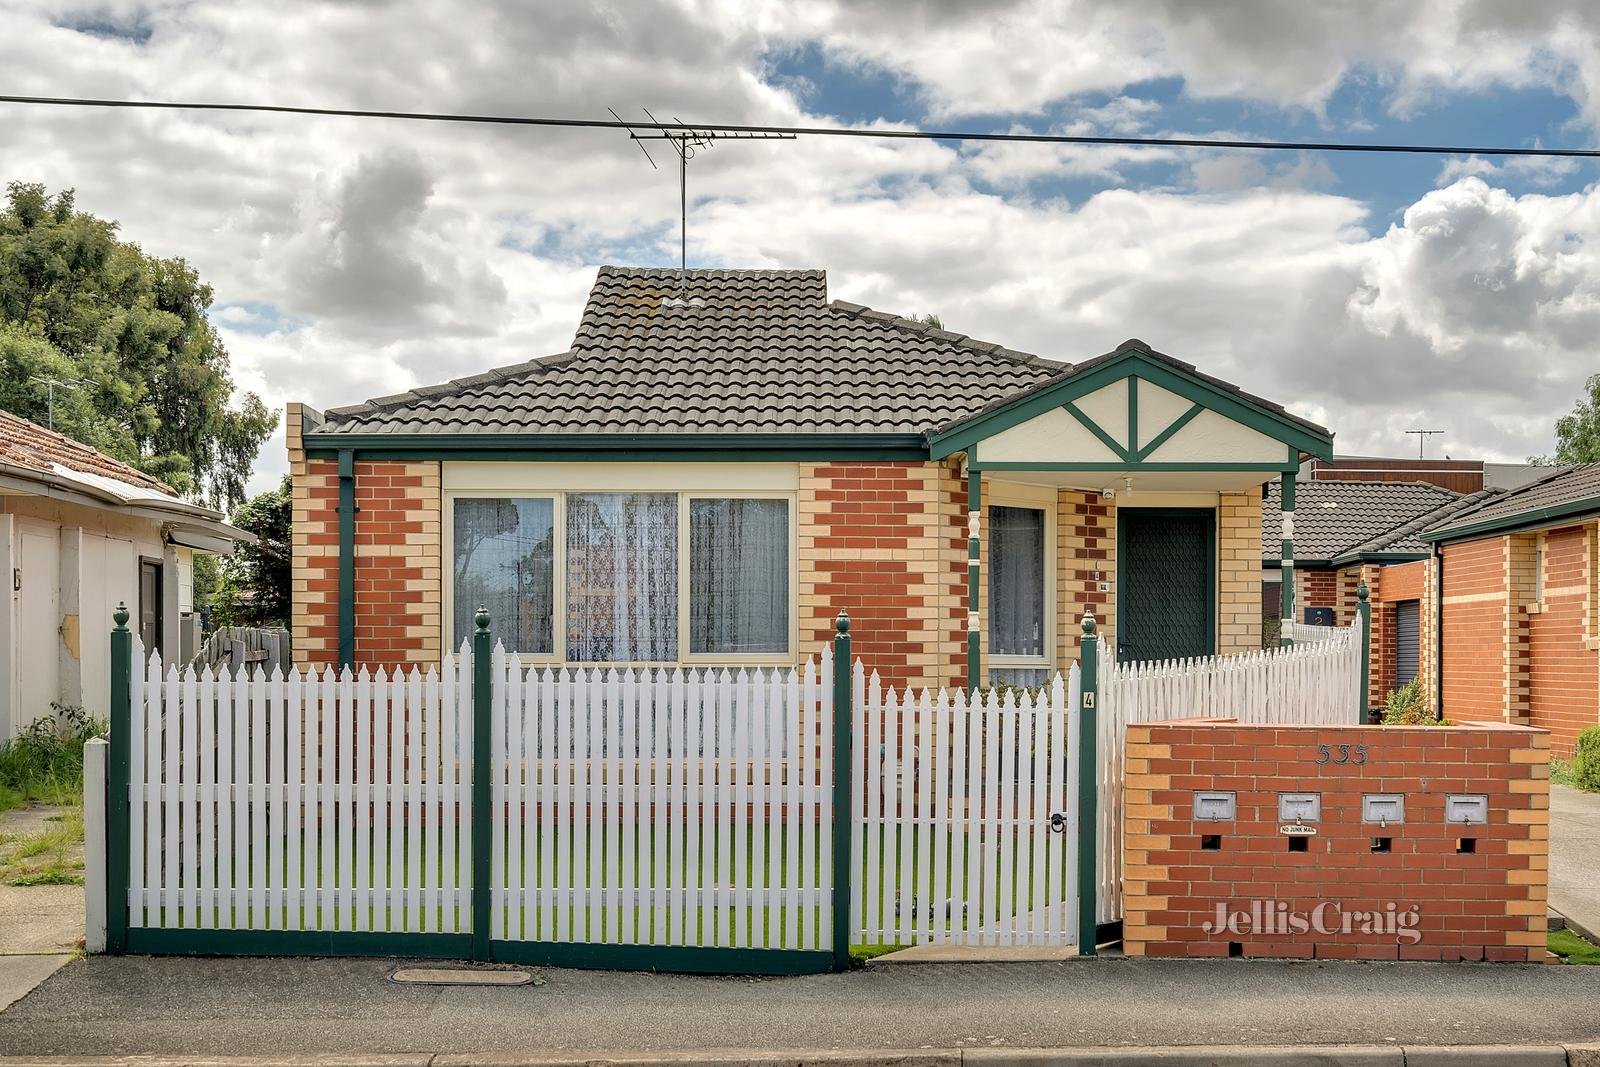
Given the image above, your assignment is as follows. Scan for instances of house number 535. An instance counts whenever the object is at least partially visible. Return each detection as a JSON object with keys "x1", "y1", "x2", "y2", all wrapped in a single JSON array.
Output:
[{"x1": 1315, "y1": 743, "x2": 1368, "y2": 766}]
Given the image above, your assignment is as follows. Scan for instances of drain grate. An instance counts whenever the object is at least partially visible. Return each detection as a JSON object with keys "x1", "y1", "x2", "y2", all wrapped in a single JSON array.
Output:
[{"x1": 390, "y1": 967, "x2": 536, "y2": 987}]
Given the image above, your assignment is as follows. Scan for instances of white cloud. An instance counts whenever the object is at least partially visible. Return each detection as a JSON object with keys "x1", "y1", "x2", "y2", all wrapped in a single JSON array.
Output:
[{"x1": 4, "y1": 0, "x2": 1598, "y2": 500}]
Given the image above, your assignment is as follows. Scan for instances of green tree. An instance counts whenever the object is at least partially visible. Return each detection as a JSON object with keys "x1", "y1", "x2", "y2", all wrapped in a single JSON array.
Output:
[
  {"x1": 209, "y1": 476, "x2": 291, "y2": 628},
  {"x1": 1537, "y1": 373, "x2": 1600, "y2": 465},
  {"x1": 0, "y1": 182, "x2": 275, "y2": 508}
]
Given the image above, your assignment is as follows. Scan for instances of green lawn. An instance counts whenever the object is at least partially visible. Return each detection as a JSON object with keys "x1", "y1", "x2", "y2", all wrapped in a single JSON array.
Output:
[{"x1": 1549, "y1": 929, "x2": 1600, "y2": 965}]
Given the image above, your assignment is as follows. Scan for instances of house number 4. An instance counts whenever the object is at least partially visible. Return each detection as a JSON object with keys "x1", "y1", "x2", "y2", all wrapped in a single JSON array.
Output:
[{"x1": 1315, "y1": 743, "x2": 1367, "y2": 766}]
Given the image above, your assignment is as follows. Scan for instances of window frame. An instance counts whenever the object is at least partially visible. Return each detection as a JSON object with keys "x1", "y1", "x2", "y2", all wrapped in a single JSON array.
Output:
[
  {"x1": 443, "y1": 486, "x2": 797, "y2": 667},
  {"x1": 985, "y1": 481, "x2": 1056, "y2": 674}
]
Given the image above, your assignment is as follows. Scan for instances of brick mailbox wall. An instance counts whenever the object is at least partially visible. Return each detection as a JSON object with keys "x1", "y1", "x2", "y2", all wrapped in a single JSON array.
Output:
[{"x1": 1122, "y1": 718, "x2": 1550, "y2": 962}]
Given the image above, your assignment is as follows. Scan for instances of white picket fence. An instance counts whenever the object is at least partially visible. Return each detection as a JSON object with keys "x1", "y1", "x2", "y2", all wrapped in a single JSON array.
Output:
[
  {"x1": 488, "y1": 645, "x2": 835, "y2": 950},
  {"x1": 1094, "y1": 623, "x2": 1363, "y2": 922},
  {"x1": 851, "y1": 663, "x2": 1081, "y2": 947},
  {"x1": 127, "y1": 637, "x2": 474, "y2": 933}
]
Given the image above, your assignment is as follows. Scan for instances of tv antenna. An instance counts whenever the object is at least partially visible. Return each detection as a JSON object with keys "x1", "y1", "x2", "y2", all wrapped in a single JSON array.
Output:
[
  {"x1": 609, "y1": 107, "x2": 794, "y2": 288},
  {"x1": 29, "y1": 376, "x2": 83, "y2": 430},
  {"x1": 1405, "y1": 429, "x2": 1445, "y2": 458}
]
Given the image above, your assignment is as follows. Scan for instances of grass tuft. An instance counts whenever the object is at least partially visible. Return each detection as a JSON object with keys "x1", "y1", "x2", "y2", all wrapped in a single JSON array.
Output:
[
  {"x1": 0, "y1": 707, "x2": 102, "y2": 813},
  {"x1": 1549, "y1": 929, "x2": 1600, "y2": 965}
]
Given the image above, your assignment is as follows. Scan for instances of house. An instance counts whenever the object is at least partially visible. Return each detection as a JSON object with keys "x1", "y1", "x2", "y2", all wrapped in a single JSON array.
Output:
[
  {"x1": 287, "y1": 266, "x2": 1334, "y2": 692},
  {"x1": 0, "y1": 410, "x2": 252, "y2": 739},
  {"x1": 1301, "y1": 454, "x2": 1556, "y2": 494},
  {"x1": 1371, "y1": 463, "x2": 1600, "y2": 754}
]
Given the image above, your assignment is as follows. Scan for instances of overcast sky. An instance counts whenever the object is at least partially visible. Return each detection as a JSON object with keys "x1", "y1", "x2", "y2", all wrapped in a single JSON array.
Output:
[{"x1": 7, "y1": 1, "x2": 1600, "y2": 495}]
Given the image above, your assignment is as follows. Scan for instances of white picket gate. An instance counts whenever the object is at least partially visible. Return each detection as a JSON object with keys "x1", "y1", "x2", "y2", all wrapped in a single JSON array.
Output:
[
  {"x1": 1094, "y1": 624, "x2": 1363, "y2": 922},
  {"x1": 127, "y1": 637, "x2": 473, "y2": 933},
  {"x1": 488, "y1": 644, "x2": 835, "y2": 950},
  {"x1": 851, "y1": 663, "x2": 1082, "y2": 947}
]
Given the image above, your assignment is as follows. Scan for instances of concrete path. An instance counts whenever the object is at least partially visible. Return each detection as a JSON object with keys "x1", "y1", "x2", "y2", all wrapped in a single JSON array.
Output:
[
  {"x1": 0, "y1": 882, "x2": 81, "y2": 1013},
  {"x1": 3, "y1": 956, "x2": 1600, "y2": 1059},
  {"x1": 1551, "y1": 784, "x2": 1600, "y2": 941}
]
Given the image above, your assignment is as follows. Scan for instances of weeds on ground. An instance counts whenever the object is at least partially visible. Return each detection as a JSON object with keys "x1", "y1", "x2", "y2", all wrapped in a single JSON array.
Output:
[
  {"x1": 1550, "y1": 929, "x2": 1600, "y2": 965},
  {"x1": 1552, "y1": 758, "x2": 1576, "y2": 788},
  {"x1": 0, "y1": 706, "x2": 101, "y2": 813},
  {"x1": 0, "y1": 806, "x2": 85, "y2": 885}
]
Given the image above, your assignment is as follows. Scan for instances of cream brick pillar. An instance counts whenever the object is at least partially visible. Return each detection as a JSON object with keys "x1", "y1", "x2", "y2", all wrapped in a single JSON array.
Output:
[{"x1": 1218, "y1": 486, "x2": 1264, "y2": 654}]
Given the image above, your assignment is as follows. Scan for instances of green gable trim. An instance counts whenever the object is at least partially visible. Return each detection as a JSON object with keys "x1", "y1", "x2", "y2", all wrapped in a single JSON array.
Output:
[
  {"x1": 1063, "y1": 401, "x2": 1133, "y2": 462},
  {"x1": 1421, "y1": 492, "x2": 1600, "y2": 544},
  {"x1": 928, "y1": 351, "x2": 1333, "y2": 461},
  {"x1": 970, "y1": 461, "x2": 1295, "y2": 473},
  {"x1": 1134, "y1": 402, "x2": 1204, "y2": 462},
  {"x1": 304, "y1": 432, "x2": 928, "y2": 463}
]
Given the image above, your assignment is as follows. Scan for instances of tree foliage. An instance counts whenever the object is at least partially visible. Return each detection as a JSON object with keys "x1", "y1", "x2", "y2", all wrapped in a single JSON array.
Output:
[
  {"x1": 1540, "y1": 373, "x2": 1600, "y2": 465},
  {"x1": 0, "y1": 182, "x2": 275, "y2": 508},
  {"x1": 207, "y1": 476, "x2": 291, "y2": 628}
]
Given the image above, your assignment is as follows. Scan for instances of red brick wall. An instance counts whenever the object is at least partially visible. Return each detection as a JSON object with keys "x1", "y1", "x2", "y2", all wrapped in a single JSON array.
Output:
[
  {"x1": 798, "y1": 461, "x2": 963, "y2": 692},
  {"x1": 289, "y1": 404, "x2": 442, "y2": 672},
  {"x1": 1441, "y1": 537, "x2": 1511, "y2": 721},
  {"x1": 1528, "y1": 525, "x2": 1599, "y2": 755},
  {"x1": 1298, "y1": 568, "x2": 1338, "y2": 614},
  {"x1": 1124, "y1": 719, "x2": 1551, "y2": 962}
]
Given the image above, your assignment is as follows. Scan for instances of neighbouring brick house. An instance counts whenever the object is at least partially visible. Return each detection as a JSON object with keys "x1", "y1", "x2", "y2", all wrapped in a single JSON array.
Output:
[
  {"x1": 1260, "y1": 479, "x2": 1497, "y2": 709},
  {"x1": 288, "y1": 266, "x2": 1333, "y2": 692},
  {"x1": 1389, "y1": 464, "x2": 1600, "y2": 755}
]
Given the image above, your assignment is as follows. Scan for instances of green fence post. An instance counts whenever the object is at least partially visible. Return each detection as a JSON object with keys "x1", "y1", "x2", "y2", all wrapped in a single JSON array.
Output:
[
  {"x1": 1077, "y1": 610, "x2": 1099, "y2": 955},
  {"x1": 1356, "y1": 580, "x2": 1372, "y2": 723},
  {"x1": 831, "y1": 610, "x2": 853, "y2": 973},
  {"x1": 106, "y1": 603, "x2": 132, "y2": 955},
  {"x1": 472, "y1": 607, "x2": 492, "y2": 962}
]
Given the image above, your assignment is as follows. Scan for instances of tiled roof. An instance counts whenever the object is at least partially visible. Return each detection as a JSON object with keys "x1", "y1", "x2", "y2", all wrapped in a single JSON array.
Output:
[
  {"x1": 319, "y1": 266, "x2": 1065, "y2": 435},
  {"x1": 1425, "y1": 463, "x2": 1600, "y2": 539},
  {"x1": 0, "y1": 409, "x2": 175, "y2": 495},
  {"x1": 1262, "y1": 479, "x2": 1463, "y2": 563}
]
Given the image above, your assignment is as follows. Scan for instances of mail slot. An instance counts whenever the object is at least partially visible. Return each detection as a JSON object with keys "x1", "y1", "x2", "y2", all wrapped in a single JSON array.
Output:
[
  {"x1": 1445, "y1": 794, "x2": 1489, "y2": 825},
  {"x1": 1278, "y1": 792, "x2": 1322, "y2": 822},
  {"x1": 1362, "y1": 793, "x2": 1405, "y2": 825},
  {"x1": 1193, "y1": 791, "x2": 1237, "y2": 821}
]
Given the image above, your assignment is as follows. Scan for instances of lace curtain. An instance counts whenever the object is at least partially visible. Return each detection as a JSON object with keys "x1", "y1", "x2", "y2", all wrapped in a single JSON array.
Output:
[
  {"x1": 989, "y1": 504, "x2": 1045, "y2": 659},
  {"x1": 452, "y1": 498, "x2": 554, "y2": 654},
  {"x1": 689, "y1": 497, "x2": 788, "y2": 654},
  {"x1": 565, "y1": 492, "x2": 678, "y2": 662}
]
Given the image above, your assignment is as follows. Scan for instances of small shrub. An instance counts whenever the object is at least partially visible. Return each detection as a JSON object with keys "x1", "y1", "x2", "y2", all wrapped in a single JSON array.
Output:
[
  {"x1": 1381, "y1": 678, "x2": 1430, "y2": 725},
  {"x1": 0, "y1": 705, "x2": 103, "y2": 812},
  {"x1": 1573, "y1": 726, "x2": 1600, "y2": 792}
]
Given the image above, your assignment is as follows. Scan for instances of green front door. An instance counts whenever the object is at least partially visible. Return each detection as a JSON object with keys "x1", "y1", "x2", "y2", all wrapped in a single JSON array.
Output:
[{"x1": 1117, "y1": 507, "x2": 1215, "y2": 665}]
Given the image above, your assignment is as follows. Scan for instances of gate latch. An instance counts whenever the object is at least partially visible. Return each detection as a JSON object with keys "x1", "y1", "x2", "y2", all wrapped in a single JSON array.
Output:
[{"x1": 1049, "y1": 812, "x2": 1069, "y2": 833}]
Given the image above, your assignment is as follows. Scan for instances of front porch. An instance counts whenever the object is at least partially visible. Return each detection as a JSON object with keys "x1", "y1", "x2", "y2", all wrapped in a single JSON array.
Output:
[{"x1": 935, "y1": 340, "x2": 1334, "y2": 684}]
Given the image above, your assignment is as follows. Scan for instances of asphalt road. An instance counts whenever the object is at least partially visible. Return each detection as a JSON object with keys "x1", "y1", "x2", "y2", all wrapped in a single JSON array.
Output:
[{"x1": 3, "y1": 955, "x2": 1600, "y2": 1058}]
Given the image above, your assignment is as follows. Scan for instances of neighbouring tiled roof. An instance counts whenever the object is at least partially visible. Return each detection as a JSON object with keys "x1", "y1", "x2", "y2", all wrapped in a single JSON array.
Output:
[
  {"x1": 1262, "y1": 479, "x2": 1463, "y2": 563},
  {"x1": 0, "y1": 409, "x2": 175, "y2": 495},
  {"x1": 318, "y1": 266, "x2": 1066, "y2": 435},
  {"x1": 1425, "y1": 463, "x2": 1600, "y2": 539}
]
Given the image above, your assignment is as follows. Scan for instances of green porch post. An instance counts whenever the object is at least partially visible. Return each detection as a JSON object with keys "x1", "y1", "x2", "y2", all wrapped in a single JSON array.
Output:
[
  {"x1": 1279, "y1": 469, "x2": 1296, "y2": 647},
  {"x1": 1356, "y1": 579, "x2": 1372, "y2": 722},
  {"x1": 1076, "y1": 610, "x2": 1099, "y2": 954},
  {"x1": 471, "y1": 607, "x2": 492, "y2": 962},
  {"x1": 337, "y1": 448, "x2": 356, "y2": 669},
  {"x1": 106, "y1": 603, "x2": 132, "y2": 954},
  {"x1": 966, "y1": 464, "x2": 981, "y2": 690},
  {"x1": 831, "y1": 610, "x2": 853, "y2": 972}
]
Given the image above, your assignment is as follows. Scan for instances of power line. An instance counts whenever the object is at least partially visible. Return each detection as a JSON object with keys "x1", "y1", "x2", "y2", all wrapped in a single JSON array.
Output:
[{"x1": 4, "y1": 93, "x2": 1600, "y2": 158}]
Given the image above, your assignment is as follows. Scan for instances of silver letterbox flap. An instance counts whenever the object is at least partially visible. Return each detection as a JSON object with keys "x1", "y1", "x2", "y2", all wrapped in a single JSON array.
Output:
[
  {"x1": 1362, "y1": 793, "x2": 1405, "y2": 824},
  {"x1": 1193, "y1": 790, "x2": 1236, "y2": 821},
  {"x1": 1278, "y1": 792, "x2": 1322, "y2": 822},
  {"x1": 1445, "y1": 794, "x2": 1489, "y2": 825}
]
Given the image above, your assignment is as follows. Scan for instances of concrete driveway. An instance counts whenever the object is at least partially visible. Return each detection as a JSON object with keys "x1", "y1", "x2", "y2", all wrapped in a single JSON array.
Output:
[{"x1": 1551, "y1": 783, "x2": 1600, "y2": 940}]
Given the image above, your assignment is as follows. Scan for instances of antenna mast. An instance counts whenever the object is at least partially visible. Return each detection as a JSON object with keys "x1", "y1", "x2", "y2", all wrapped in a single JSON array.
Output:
[
  {"x1": 610, "y1": 108, "x2": 794, "y2": 286},
  {"x1": 1404, "y1": 429, "x2": 1445, "y2": 459}
]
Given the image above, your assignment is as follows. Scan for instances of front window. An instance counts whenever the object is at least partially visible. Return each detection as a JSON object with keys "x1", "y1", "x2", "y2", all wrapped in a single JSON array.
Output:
[
  {"x1": 450, "y1": 492, "x2": 792, "y2": 662},
  {"x1": 452, "y1": 498, "x2": 555, "y2": 654},
  {"x1": 989, "y1": 504, "x2": 1046, "y2": 660}
]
